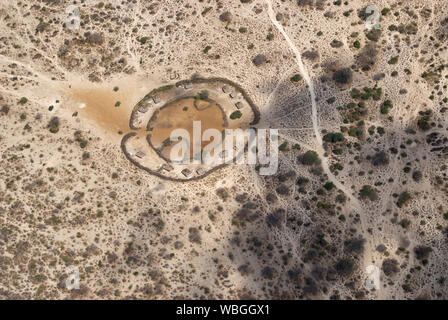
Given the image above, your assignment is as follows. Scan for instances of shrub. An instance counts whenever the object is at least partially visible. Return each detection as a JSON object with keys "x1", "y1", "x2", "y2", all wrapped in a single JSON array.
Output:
[
  {"x1": 412, "y1": 170, "x2": 422, "y2": 182},
  {"x1": 336, "y1": 194, "x2": 346, "y2": 203},
  {"x1": 396, "y1": 192, "x2": 411, "y2": 208},
  {"x1": 266, "y1": 209, "x2": 284, "y2": 228},
  {"x1": 323, "y1": 132, "x2": 344, "y2": 143},
  {"x1": 388, "y1": 56, "x2": 399, "y2": 65},
  {"x1": 333, "y1": 68, "x2": 353, "y2": 84},
  {"x1": 79, "y1": 139, "x2": 88, "y2": 148},
  {"x1": 380, "y1": 100, "x2": 393, "y2": 114},
  {"x1": 188, "y1": 227, "x2": 201, "y2": 244},
  {"x1": 203, "y1": 46, "x2": 212, "y2": 54},
  {"x1": 371, "y1": 151, "x2": 389, "y2": 166},
  {"x1": 324, "y1": 182, "x2": 335, "y2": 191},
  {"x1": 138, "y1": 37, "x2": 148, "y2": 44},
  {"x1": 298, "y1": 0, "x2": 315, "y2": 7},
  {"x1": 47, "y1": 117, "x2": 60, "y2": 134},
  {"x1": 359, "y1": 185, "x2": 378, "y2": 201},
  {"x1": 348, "y1": 127, "x2": 363, "y2": 139},
  {"x1": 230, "y1": 110, "x2": 242, "y2": 120},
  {"x1": 356, "y1": 42, "x2": 379, "y2": 67},
  {"x1": 381, "y1": 8, "x2": 391, "y2": 16},
  {"x1": 414, "y1": 246, "x2": 432, "y2": 261},
  {"x1": 366, "y1": 29, "x2": 381, "y2": 42},
  {"x1": 252, "y1": 54, "x2": 267, "y2": 66},
  {"x1": 279, "y1": 142, "x2": 289, "y2": 151},
  {"x1": 344, "y1": 238, "x2": 365, "y2": 254},
  {"x1": 302, "y1": 50, "x2": 319, "y2": 60},
  {"x1": 276, "y1": 185, "x2": 290, "y2": 195},
  {"x1": 417, "y1": 118, "x2": 430, "y2": 131},
  {"x1": 261, "y1": 266, "x2": 275, "y2": 279},
  {"x1": 330, "y1": 39, "x2": 344, "y2": 48},
  {"x1": 399, "y1": 218, "x2": 411, "y2": 229},
  {"x1": 1, "y1": 105, "x2": 9, "y2": 114},
  {"x1": 382, "y1": 259, "x2": 399, "y2": 276},
  {"x1": 334, "y1": 258, "x2": 355, "y2": 276},
  {"x1": 219, "y1": 11, "x2": 232, "y2": 23},
  {"x1": 290, "y1": 74, "x2": 302, "y2": 82},
  {"x1": 301, "y1": 150, "x2": 319, "y2": 165},
  {"x1": 36, "y1": 20, "x2": 49, "y2": 33}
]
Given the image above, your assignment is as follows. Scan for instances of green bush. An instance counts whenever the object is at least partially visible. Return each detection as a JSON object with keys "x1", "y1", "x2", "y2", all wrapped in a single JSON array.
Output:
[
  {"x1": 381, "y1": 8, "x2": 391, "y2": 15},
  {"x1": 203, "y1": 46, "x2": 212, "y2": 54},
  {"x1": 279, "y1": 142, "x2": 289, "y2": 151},
  {"x1": 230, "y1": 110, "x2": 242, "y2": 120},
  {"x1": 380, "y1": 100, "x2": 393, "y2": 114},
  {"x1": 417, "y1": 118, "x2": 430, "y2": 131},
  {"x1": 301, "y1": 150, "x2": 319, "y2": 165},
  {"x1": 290, "y1": 74, "x2": 302, "y2": 82},
  {"x1": 323, "y1": 132, "x2": 345, "y2": 143},
  {"x1": 138, "y1": 37, "x2": 148, "y2": 44},
  {"x1": 324, "y1": 182, "x2": 335, "y2": 191},
  {"x1": 397, "y1": 192, "x2": 411, "y2": 208},
  {"x1": 366, "y1": 29, "x2": 381, "y2": 42},
  {"x1": 359, "y1": 185, "x2": 378, "y2": 201},
  {"x1": 47, "y1": 117, "x2": 60, "y2": 134},
  {"x1": 388, "y1": 56, "x2": 399, "y2": 65}
]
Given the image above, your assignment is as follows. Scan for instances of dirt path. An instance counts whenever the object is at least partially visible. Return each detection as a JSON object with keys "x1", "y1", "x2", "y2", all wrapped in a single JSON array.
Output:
[{"x1": 264, "y1": 0, "x2": 378, "y2": 296}]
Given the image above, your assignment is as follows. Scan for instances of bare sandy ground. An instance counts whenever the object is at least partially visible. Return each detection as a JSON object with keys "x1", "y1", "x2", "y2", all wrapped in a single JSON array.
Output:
[{"x1": 0, "y1": 0, "x2": 447, "y2": 300}]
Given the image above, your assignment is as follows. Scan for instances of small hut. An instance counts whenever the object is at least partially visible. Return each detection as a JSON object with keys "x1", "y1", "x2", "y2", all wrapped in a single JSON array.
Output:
[
  {"x1": 152, "y1": 96, "x2": 161, "y2": 104},
  {"x1": 138, "y1": 105, "x2": 149, "y2": 113},
  {"x1": 181, "y1": 168, "x2": 192, "y2": 177},
  {"x1": 220, "y1": 150, "x2": 229, "y2": 158},
  {"x1": 161, "y1": 163, "x2": 174, "y2": 172}
]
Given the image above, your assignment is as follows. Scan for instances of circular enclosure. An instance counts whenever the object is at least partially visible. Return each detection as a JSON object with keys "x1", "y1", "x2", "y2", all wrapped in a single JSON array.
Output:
[{"x1": 121, "y1": 77, "x2": 260, "y2": 181}]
